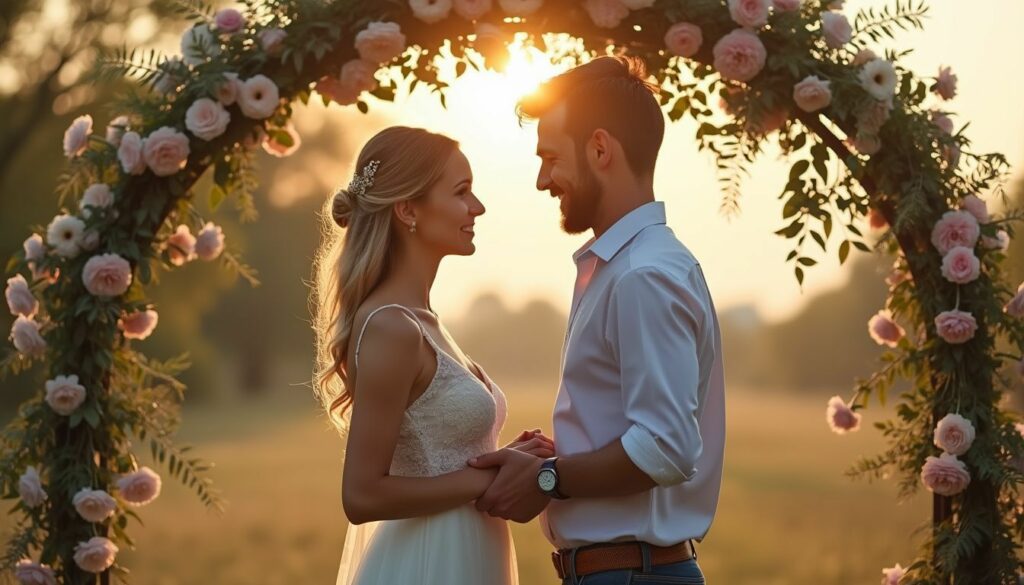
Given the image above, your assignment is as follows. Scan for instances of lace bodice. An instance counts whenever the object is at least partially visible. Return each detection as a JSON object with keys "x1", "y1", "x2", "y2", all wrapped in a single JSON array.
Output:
[{"x1": 354, "y1": 305, "x2": 508, "y2": 477}]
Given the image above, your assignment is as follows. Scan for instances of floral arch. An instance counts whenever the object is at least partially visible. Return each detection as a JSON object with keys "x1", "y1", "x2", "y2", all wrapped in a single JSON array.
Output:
[{"x1": 2, "y1": 0, "x2": 1023, "y2": 583}]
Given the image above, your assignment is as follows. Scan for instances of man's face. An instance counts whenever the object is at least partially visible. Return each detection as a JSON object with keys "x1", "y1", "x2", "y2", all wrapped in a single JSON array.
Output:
[{"x1": 535, "y1": 103, "x2": 602, "y2": 235}]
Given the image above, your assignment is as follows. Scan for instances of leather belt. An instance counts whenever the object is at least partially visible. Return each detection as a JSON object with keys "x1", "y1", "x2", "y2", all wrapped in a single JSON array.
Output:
[{"x1": 551, "y1": 540, "x2": 696, "y2": 580}]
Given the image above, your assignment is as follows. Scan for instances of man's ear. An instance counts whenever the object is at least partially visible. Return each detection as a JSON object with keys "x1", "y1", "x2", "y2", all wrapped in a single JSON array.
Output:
[{"x1": 588, "y1": 129, "x2": 614, "y2": 171}]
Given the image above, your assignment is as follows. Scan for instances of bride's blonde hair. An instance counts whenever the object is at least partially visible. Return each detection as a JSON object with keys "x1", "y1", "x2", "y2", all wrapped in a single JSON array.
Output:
[{"x1": 311, "y1": 126, "x2": 458, "y2": 429}]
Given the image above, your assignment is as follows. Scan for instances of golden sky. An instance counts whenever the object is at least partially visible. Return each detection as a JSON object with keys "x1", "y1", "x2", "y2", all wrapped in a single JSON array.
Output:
[
  {"x1": 277, "y1": 0, "x2": 1024, "y2": 324},
  {"x1": 20, "y1": 0, "x2": 1018, "y2": 324}
]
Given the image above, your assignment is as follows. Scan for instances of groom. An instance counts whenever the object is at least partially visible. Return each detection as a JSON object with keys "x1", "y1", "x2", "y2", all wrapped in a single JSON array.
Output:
[{"x1": 468, "y1": 56, "x2": 726, "y2": 584}]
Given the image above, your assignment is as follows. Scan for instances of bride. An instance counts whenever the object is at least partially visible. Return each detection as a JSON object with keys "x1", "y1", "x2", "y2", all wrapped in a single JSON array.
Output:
[{"x1": 311, "y1": 126, "x2": 553, "y2": 585}]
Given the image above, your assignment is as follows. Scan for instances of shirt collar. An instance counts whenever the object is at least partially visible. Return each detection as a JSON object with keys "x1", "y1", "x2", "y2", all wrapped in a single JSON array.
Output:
[{"x1": 572, "y1": 201, "x2": 666, "y2": 264}]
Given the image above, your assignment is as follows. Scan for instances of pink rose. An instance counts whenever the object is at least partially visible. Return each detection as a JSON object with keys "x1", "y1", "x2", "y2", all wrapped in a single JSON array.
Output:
[
  {"x1": 23, "y1": 234, "x2": 44, "y2": 263},
  {"x1": 931, "y1": 111, "x2": 954, "y2": 135},
  {"x1": 258, "y1": 27, "x2": 287, "y2": 54},
  {"x1": 585, "y1": 0, "x2": 629, "y2": 29},
  {"x1": 217, "y1": 72, "x2": 241, "y2": 106},
  {"x1": 868, "y1": 309, "x2": 904, "y2": 348},
  {"x1": 937, "y1": 309, "x2": 974, "y2": 346},
  {"x1": 63, "y1": 115, "x2": 92, "y2": 159},
  {"x1": 773, "y1": 0, "x2": 800, "y2": 12},
  {"x1": 80, "y1": 183, "x2": 113, "y2": 218},
  {"x1": 867, "y1": 208, "x2": 887, "y2": 230},
  {"x1": 747, "y1": 107, "x2": 789, "y2": 135},
  {"x1": 920, "y1": 452, "x2": 970, "y2": 496},
  {"x1": 852, "y1": 48, "x2": 876, "y2": 66},
  {"x1": 793, "y1": 75, "x2": 831, "y2": 112},
  {"x1": 826, "y1": 395, "x2": 861, "y2": 434},
  {"x1": 454, "y1": 0, "x2": 492, "y2": 20},
  {"x1": 821, "y1": 12, "x2": 851, "y2": 49},
  {"x1": 930, "y1": 210, "x2": 979, "y2": 254},
  {"x1": 185, "y1": 98, "x2": 230, "y2": 141},
  {"x1": 118, "y1": 309, "x2": 159, "y2": 340},
  {"x1": 341, "y1": 59, "x2": 379, "y2": 94},
  {"x1": 143, "y1": 127, "x2": 190, "y2": 177},
  {"x1": 195, "y1": 222, "x2": 226, "y2": 261},
  {"x1": 933, "y1": 413, "x2": 975, "y2": 455},
  {"x1": 238, "y1": 74, "x2": 281, "y2": 119},
  {"x1": 982, "y1": 230, "x2": 1010, "y2": 252},
  {"x1": 409, "y1": 0, "x2": 452, "y2": 24},
  {"x1": 105, "y1": 115, "x2": 130, "y2": 147},
  {"x1": 6, "y1": 275, "x2": 38, "y2": 318},
  {"x1": 118, "y1": 131, "x2": 146, "y2": 175},
  {"x1": 1004, "y1": 282, "x2": 1024, "y2": 317},
  {"x1": 728, "y1": 0, "x2": 770, "y2": 29},
  {"x1": 881, "y1": 563, "x2": 906, "y2": 585},
  {"x1": 82, "y1": 253, "x2": 132, "y2": 297},
  {"x1": 940, "y1": 246, "x2": 979, "y2": 284},
  {"x1": 315, "y1": 75, "x2": 358, "y2": 106},
  {"x1": 354, "y1": 22, "x2": 407, "y2": 64},
  {"x1": 857, "y1": 99, "x2": 892, "y2": 135},
  {"x1": 214, "y1": 8, "x2": 245, "y2": 34},
  {"x1": 934, "y1": 65, "x2": 957, "y2": 101},
  {"x1": 713, "y1": 29, "x2": 766, "y2": 83},
  {"x1": 664, "y1": 22, "x2": 702, "y2": 58},
  {"x1": 14, "y1": 559, "x2": 56, "y2": 585},
  {"x1": 73, "y1": 537, "x2": 118, "y2": 573},
  {"x1": 498, "y1": 0, "x2": 543, "y2": 15},
  {"x1": 167, "y1": 224, "x2": 196, "y2": 266},
  {"x1": 18, "y1": 466, "x2": 47, "y2": 508},
  {"x1": 72, "y1": 488, "x2": 117, "y2": 523},
  {"x1": 11, "y1": 316, "x2": 46, "y2": 356},
  {"x1": 116, "y1": 466, "x2": 162, "y2": 506},
  {"x1": 263, "y1": 122, "x2": 301, "y2": 158},
  {"x1": 43, "y1": 374, "x2": 85, "y2": 415},
  {"x1": 958, "y1": 194, "x2": 988, "y2": 224}
]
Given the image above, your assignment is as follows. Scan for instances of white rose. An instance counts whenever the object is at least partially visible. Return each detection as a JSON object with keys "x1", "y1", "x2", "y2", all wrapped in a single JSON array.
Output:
[
  {"x1": 10, "y1": 316, "x2": 46, "y2": 356},
  {"x1": 118, "y1": 131, "x2": 146, "y2": 175}
]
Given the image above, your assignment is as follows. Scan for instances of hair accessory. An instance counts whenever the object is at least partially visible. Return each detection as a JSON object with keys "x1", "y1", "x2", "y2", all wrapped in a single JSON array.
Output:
[{"x1": 348, "y1": 160, "x2": 381, "y2": 197}]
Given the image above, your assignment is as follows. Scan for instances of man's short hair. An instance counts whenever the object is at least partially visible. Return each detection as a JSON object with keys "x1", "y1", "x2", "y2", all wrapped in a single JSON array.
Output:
[{"x1": 517, "y1": 56, "x2": 665, "y2": 177}]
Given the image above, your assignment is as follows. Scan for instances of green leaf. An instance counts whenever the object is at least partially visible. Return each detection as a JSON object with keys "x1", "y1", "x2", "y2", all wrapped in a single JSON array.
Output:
[
  {"x1": 789, "y1": 160, "x2": 810, "y2": 182},
  {"x1": 209, "y1": 184, "x2": 226, "y2": 212},
  {"x1": 839, "y1": 240, "x2": 851, "y2": 264}
]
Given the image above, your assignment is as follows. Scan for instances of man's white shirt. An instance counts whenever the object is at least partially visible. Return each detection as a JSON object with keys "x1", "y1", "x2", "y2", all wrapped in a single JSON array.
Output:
[{"x1": 540, "y1": 201, "x2": 726, "y2": 549}]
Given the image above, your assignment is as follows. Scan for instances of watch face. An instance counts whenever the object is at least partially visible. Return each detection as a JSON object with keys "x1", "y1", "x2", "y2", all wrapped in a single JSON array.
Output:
[{"x1": 538, "y1": 469, "x2": 557, "y2": 492}]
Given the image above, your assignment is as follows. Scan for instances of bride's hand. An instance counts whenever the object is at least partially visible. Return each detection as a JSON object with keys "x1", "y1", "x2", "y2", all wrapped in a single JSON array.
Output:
[{"x1": 504, "y1": 429, "x2": 555, "y2": 458}]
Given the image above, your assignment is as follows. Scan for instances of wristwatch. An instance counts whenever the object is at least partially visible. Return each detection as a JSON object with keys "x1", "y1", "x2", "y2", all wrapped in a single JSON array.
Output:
[{"x1": 537, "y1": 457, "x2": 568, "y2": 499}]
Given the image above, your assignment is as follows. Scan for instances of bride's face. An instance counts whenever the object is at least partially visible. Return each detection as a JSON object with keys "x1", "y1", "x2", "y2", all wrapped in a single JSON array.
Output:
[{"x1": 411, "y1": 149, "x2": 485, "y2": 256}]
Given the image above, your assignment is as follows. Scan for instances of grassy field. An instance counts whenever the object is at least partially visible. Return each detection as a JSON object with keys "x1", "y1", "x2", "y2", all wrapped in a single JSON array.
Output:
[{"x1": 2, "y1": 384, "x2": 927, "y2": 584}]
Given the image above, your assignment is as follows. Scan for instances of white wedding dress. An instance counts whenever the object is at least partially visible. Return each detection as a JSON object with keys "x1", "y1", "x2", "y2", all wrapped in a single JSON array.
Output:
[{"x1": 335, "y1": 304, "x2": 519, "y2": 585}]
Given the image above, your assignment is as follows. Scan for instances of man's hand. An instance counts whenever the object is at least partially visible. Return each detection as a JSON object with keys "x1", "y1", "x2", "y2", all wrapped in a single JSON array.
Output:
[
  {"x1": 504, "y1": 429, "x2": 555, "y2": 458},
  {"x1": 468, "y1": 448, "x2": 550, "y2": 523}
]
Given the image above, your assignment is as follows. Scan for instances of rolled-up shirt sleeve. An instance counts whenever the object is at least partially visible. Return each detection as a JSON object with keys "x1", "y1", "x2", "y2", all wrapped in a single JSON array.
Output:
[{"x1": 607, "y1": 266, "x2": 705, "y2": 487}]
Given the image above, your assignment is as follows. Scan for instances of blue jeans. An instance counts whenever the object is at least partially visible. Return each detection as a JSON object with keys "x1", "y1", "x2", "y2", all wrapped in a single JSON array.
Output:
[{"x1": 560, "y1": 558, "x2": 705, "y2": 585}]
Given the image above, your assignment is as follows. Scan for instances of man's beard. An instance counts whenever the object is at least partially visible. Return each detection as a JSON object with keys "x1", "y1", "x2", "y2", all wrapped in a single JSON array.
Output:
[{"x1": 560, "y1": 164, "x2": 602, "y2": 235}]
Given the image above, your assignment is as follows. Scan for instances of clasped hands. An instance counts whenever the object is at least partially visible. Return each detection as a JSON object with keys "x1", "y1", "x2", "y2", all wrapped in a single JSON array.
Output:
[{"x1": 467, "y1": 428, "x2": 555, "y2": 523}]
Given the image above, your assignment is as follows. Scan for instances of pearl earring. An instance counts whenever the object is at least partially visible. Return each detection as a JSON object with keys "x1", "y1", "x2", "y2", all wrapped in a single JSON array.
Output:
[{"x1": 409, "y1": 221, "x2": 417, "y2": 233}]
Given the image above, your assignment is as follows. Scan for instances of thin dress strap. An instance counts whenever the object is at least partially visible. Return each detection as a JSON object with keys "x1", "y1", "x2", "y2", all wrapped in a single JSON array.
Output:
[{"x1": 354, "y1": 304, "x2": 428, "y2": 369}]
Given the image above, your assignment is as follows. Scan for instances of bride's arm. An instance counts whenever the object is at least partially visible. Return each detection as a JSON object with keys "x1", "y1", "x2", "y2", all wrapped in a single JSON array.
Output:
[{"x1": 341, "y1": 310, "x2": 497, "y2": 525}]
